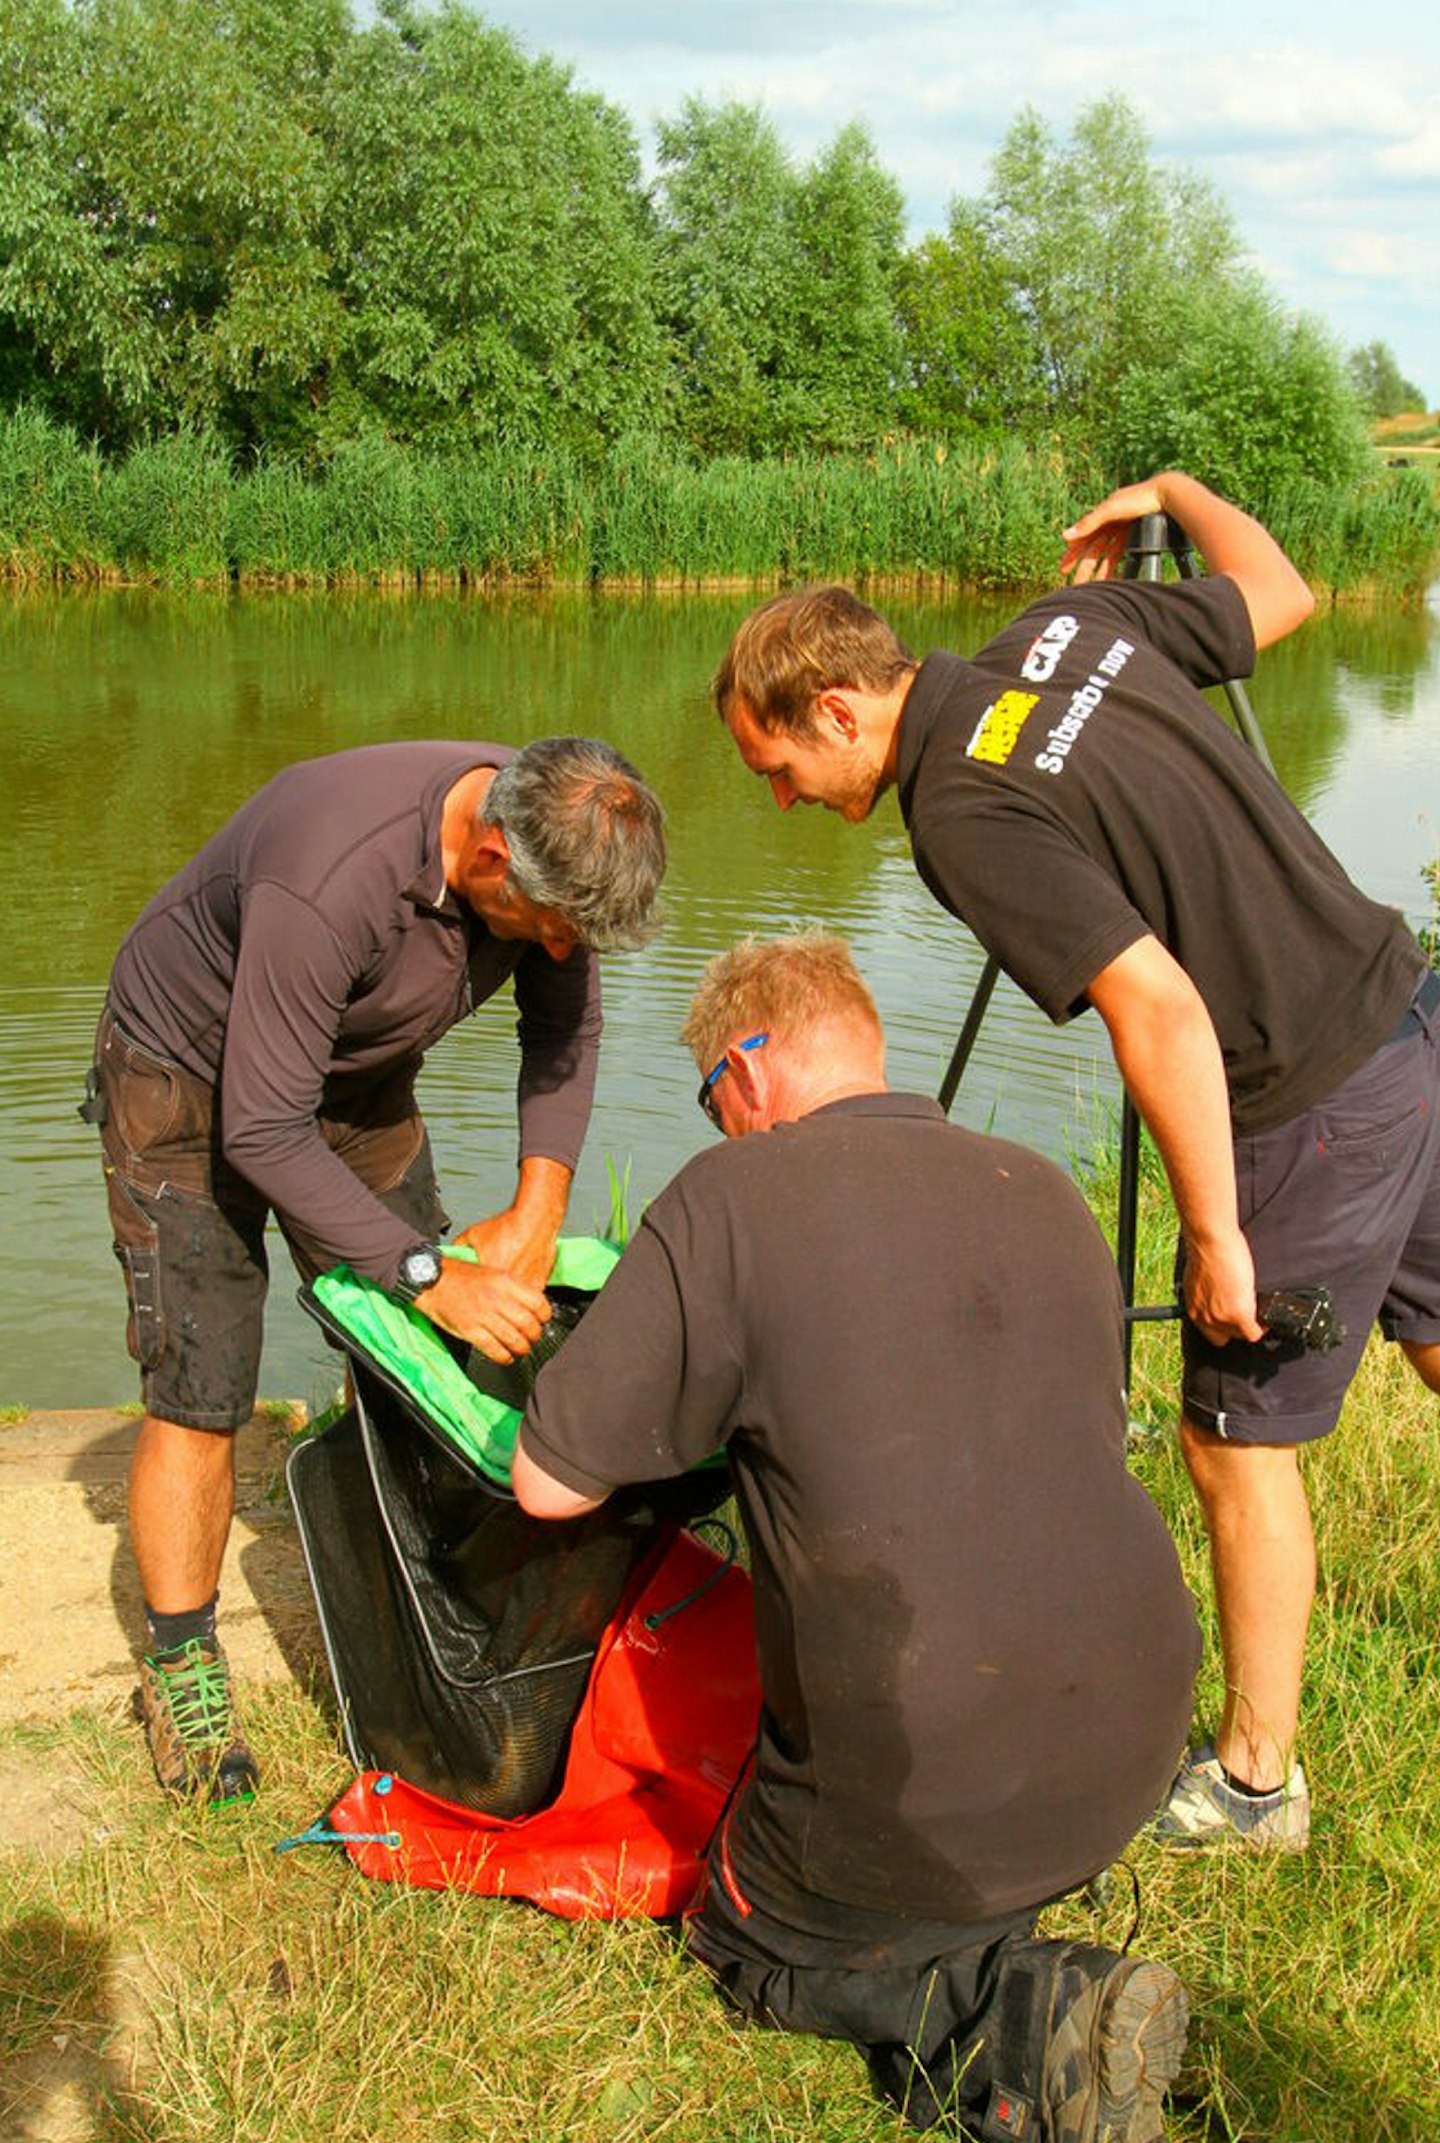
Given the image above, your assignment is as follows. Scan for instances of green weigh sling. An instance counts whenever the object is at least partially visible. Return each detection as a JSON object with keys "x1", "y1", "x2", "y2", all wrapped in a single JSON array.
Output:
[{"x1": 308, "y1": 1236, "x2": 621, "y2": 1489}]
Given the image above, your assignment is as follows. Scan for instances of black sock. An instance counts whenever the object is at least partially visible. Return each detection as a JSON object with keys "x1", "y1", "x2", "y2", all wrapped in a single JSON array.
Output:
[
  {"x1": 1218, "y1": 1759, "x2": 1279, "y2": 1800},
  {"x1": 145, "y1": 1594, "x2": 219, "y2": 1658}
]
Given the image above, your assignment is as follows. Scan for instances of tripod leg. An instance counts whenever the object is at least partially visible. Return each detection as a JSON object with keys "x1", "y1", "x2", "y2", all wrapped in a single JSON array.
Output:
[
  {"x1": 1111, "y1": 515, "x2": 1260, "y2": 1388},
  {"x1": 1117, "y1": 1093, "x2": 1143, "y2": 1391},
  {"x1": 937, "y1": 954, "x2": 1000, "y2": 1115}
]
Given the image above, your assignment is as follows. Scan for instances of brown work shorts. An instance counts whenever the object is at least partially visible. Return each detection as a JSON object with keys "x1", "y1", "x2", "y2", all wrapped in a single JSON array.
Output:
[{"x1": 92, "y1": 1008, "x2": 447, "y2": 1432}]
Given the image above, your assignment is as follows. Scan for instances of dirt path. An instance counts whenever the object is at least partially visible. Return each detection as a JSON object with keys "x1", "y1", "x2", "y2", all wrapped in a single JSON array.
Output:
[
  {"x1": 0, "y1": 1413, "x2": 325, "y2": 2136},
  {"x1": 0, "y1": 1408, "x2": 322, "y2": 1734}
]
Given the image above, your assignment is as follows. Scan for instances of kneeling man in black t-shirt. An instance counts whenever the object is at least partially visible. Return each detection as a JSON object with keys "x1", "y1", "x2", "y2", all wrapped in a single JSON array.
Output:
[{"x1": 514, "y1": 932, "x2": 1200, "y2": 2143}]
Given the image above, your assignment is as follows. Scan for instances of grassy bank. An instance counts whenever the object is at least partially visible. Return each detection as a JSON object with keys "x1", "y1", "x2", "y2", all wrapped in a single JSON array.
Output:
[
  {"x1": 3, "y1": 407, "x2": 1439, "y2": 600},
  {"x1": 1375, "y1": 411, "x2": 1440, "y2": 470},
  {"x1": 2, "y1": 1124, "x2": 1437, "y2": 2140}
]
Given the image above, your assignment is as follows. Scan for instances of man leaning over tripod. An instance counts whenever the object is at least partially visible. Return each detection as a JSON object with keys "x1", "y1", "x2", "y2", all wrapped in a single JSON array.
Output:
[{"x1": 709, "y1": 471, "x2": 1440, "y2": 1851}]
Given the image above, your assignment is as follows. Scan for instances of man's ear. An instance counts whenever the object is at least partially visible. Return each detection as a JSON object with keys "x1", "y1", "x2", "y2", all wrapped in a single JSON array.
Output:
[
  {"x1": 727, "y1": 1037, "x2": 771, "y2": 1126},
  {"x1": 815, "y1": 689, "x2": 861, "y2": 742},
  {"x1": 467, "y1": 824, "x2": 511, "y2": 881}
]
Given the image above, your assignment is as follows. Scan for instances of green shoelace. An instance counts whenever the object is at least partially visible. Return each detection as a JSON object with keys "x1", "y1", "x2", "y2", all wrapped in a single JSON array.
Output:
[{"x1": 149, "y1": 1641, "x2": 233, "y2": 1744}]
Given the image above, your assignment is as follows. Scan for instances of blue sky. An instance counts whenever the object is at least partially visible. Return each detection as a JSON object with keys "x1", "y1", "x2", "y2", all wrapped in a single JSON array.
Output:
[{"x1": 479, "y1": 0, "x2": 1439, "y2": 405}]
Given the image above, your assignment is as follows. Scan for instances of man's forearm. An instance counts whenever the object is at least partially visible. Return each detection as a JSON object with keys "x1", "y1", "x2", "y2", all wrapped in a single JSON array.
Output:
[
  {"x1": 1087, "y1": 938, "x2": 1262, "y2": 1344},
  {"x1": 451, "y1": 1156, "x2": 573, "y2": 1290},
  {"x1": 225, "y1": 1110, "x2": 421, "y2": 1287},
  {"x1": 1149, "y1": 473, "x2": 1313, "y2": 649},
  {"x1": 1063, "y1": 470, "x2": 1314, "y2": 652},
  {"x1": 1115, "y1": 1014, "x2": 1241, "y2": 1276},
  {"x1": 514, "y1": 944, "x2": 603, "y2": 1171},
  {"x1": 509, "y1": 1155, "x2": 572, "y2": 1245}
]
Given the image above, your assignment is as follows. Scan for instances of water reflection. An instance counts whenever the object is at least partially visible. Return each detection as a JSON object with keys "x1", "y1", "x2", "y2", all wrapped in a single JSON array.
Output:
[{"x1": 1, "y1": 584, "x2": 1436, "y2": 1408}]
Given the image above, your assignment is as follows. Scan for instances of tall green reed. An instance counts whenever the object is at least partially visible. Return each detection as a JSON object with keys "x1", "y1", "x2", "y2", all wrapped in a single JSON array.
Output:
[
  {"x1": 2, "y1": 410, "x2": 1436, "y2": 594},
  {"x1": 101, "y1": 428, "x2": 234, "y2": 584},
  {"x1": 0, "y1": 405, "x2": 109, "y2": 579}
]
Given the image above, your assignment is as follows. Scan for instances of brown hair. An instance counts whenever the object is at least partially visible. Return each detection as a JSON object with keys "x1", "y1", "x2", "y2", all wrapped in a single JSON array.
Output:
[
  {"x1": 711, "y1": 586, "x2": 916, "y2": 737},
  {"x1": 681, "y1": 931, "x2": 881, "y2": 1071}
]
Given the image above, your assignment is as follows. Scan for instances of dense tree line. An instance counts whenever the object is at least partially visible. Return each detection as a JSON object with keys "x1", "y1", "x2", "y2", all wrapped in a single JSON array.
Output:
[{"x1": 0, "y1": 0, "x2": 1417, "y2": 503}]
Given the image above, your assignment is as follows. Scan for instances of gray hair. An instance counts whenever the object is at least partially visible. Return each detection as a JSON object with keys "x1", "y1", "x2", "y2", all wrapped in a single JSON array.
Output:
[{"x1": 479, "y1": 736, "x2": 666, "y2": 951}]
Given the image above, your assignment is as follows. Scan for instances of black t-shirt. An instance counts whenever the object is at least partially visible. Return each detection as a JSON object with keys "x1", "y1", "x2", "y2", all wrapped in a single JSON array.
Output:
[
  {"x1": 521, "y1": 1094, "x2": 1200, "y2": 1929},
  {"x1": 896, "y1": 577, "x2": 1424, "y2": 1132}
]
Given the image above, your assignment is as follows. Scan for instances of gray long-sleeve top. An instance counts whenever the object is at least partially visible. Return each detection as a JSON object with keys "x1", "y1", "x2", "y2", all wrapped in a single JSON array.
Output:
[{"x1": 107, "y1": 741, "x2": 602, "y2": 1286}]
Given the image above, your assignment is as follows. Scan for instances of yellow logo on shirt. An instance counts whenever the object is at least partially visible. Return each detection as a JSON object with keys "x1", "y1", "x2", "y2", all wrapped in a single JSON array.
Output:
[{"x1": 966, "y1": 691, "x2": 1038, "y2": 766}]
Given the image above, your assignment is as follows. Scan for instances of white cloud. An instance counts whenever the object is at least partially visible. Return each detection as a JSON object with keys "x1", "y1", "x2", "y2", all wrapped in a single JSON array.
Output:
[
  {"x1": 1201, "y1": 50, "x2": 1416, "y2": 140},
  {"x1": 475, "y1": 0, "x2": 1440, "y2": 396},
  {"x1": 1379, "y1": 126, "x2": 1440, "y2": 180},
  {"x1": 1328, "y1": 227, "x2": 1437, "y2": 281}
]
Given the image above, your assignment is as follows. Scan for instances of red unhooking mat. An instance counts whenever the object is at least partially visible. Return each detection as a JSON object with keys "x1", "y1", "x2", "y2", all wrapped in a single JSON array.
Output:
[{"x1": 323, "y1": 1522, "x2": 760, "y2": 1920}]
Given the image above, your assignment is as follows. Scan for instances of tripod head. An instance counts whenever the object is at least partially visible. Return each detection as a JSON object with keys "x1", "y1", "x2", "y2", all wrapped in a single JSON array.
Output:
[{"x1": 1124, "y1": 513, "x2": 1194, "y2": 579}]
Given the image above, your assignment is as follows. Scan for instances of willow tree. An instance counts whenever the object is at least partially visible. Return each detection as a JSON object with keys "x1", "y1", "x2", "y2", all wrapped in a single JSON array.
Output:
[
  {"x1": 319, "y1": 0, "x2": 668, "y2": 454},
  {"x1": 1347, "y1": 341, "x2": 1427, "y2": 420},
  {"x1": 653, "y1": 98, "x2": 906, "y2": 456},
  {"x1": 898, "y1": 92, "x2": 1368, "y2": 498},
  {"x1": 0, "y1": 0, "x2": 347, "y2": 451},
  {"x1": 0, "y1": 0, "x2": 667, "y2": 458}
]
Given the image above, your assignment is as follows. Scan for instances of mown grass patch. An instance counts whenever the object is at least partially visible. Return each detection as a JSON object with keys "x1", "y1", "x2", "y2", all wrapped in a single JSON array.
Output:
[{"x1": 3, "y1": 1344, "x2": 1436, "y2": 2143}]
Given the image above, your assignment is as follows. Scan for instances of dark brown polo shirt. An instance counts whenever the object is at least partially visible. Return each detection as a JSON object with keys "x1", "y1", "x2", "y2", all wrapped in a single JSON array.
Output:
[
  {"x1": 897, "y1": 575, "x2": 1424, "y2": 1132},
  {"x1": 521, "y1": 1094, "x2": 1200, "y2": 1929}
]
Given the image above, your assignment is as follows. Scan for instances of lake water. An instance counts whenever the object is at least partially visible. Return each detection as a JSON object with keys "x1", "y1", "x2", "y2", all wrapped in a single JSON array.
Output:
[{"x1": 3, "y1": 582, "x2": 1437, "y2": 1410}]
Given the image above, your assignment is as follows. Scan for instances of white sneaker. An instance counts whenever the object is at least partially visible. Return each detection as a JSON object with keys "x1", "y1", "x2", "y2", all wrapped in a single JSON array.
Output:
[{"x1": 1151, "y1": 1740, "x2": 1309, "y2": 1852}]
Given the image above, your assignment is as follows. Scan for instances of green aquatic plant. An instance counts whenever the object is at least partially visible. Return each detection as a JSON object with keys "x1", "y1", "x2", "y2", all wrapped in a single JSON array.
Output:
[
  {"x1": 3, "y1": 406, "x2": 1436, "y2": 595},
  {"x1": 1418, "y1": 857, "x2": 1440, "y2": 968},
  {"x1": 602, "y1": 1155, "x2": 635, "y2": 1247}
]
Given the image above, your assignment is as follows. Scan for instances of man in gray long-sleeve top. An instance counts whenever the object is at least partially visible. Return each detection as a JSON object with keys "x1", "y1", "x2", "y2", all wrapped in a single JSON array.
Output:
[{"x1": 88, "y1": 734, "x2": 664, "y2": 1804}]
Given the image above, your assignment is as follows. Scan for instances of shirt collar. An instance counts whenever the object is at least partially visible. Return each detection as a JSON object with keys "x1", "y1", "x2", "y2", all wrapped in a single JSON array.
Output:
[
  {"x1": 801, "y1": 1090, "x2": 947, "y2": 1126},
  {"x1": 402, "y1": 756, "x2": 493, "y2": 917},
  {"x1": 895, "y1": 652, "x2": 970, "y2": 825}
]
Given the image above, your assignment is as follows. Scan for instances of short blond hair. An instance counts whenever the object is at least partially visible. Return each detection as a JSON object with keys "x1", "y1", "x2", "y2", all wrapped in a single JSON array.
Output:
[
  {"x1": 712, "y1": 585, "x2": 916, "y2": 737},
  {"x1": 682, "y1": 932, "x2": 881, "y2": 1071}
]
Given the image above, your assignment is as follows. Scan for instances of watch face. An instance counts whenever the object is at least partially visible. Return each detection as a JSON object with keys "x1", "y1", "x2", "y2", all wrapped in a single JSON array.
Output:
[{"x1": 398, "y1": 1246, "x2": 442, "y2": 1298}]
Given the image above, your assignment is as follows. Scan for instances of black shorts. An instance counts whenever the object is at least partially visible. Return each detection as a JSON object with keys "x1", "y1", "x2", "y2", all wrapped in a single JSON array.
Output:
[
  {"x1": 93, "y1": 1009, "x2": 448, "y2": 1432},
  {"x1": 1182, "y1": 972, "x2": 1440, "y2": 1446}
]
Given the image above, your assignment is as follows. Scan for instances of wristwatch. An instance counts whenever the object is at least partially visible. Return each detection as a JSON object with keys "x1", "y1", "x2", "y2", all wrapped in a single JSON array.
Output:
[{"x1": 391, "y1": 1243, "x2": 444, "y2": 1305}]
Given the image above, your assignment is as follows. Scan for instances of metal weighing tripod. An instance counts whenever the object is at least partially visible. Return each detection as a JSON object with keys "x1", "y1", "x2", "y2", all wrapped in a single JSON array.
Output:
[{"x1": 936, "y1": 514, "x2": 1276, "y2": 1389}]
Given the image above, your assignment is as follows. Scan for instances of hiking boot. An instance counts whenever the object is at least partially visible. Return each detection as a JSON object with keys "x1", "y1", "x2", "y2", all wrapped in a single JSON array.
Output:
[
  {"x1": 136, "y1": 1639, "x2": 259, "y2": 1804},
  {"x1": 1150, "y1": 1741, "x2": 1309, "y2": 1853},
  {"x1": 1042, "y1": 1943, "x2": 1189, "y2": 2143},
  {"x1": 880, "y1": 1937, "x2": 1186, "y2": 2142}
]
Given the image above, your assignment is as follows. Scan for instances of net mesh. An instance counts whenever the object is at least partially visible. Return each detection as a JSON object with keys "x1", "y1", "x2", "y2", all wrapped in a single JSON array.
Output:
[{"x1": 290, "y1": 1369, "x2": 730, "y2": 1814}]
